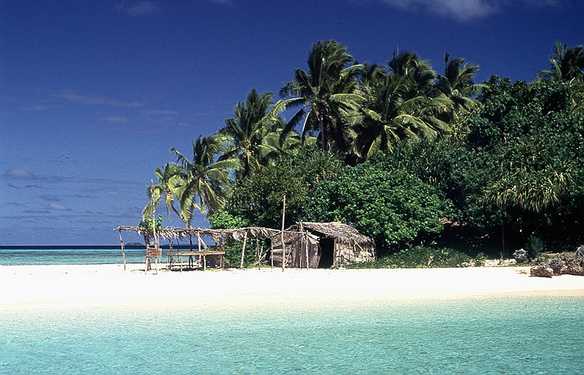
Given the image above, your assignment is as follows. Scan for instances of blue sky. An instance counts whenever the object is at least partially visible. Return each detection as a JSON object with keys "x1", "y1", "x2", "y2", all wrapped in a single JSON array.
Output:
[{"x1": 0, "y1": 0, "x2": 582, "y2": 244}]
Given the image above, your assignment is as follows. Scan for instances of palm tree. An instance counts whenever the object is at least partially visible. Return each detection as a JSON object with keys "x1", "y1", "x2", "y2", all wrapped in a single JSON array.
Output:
[
  {"x1": 540, "y1": 42, "x2": 584, "y2": 82},
  {"x1": 274, "y1": 40, "x2": 365, "y2": 154},
  {"x1": 171, "y1": 136, "x2": 237, "y2": 227},
  {"x1": 435, "y1": 53, "x2": 483, "y2": 115},
  {"x1": 355, "y1": 63, "x2": 452, "y2": 160},
  {"x1": 142, "y1": 163, "x2": 183, "y2": 220},
  {"x1": 388, "y1": 51, "x2": 436, "y2": 96},
  {"x1": 256, "y1": 126, "x2": 306, "y2": 166},
  {"x1": 219, "y1": 89, "x2": 298, "y2": 179}
]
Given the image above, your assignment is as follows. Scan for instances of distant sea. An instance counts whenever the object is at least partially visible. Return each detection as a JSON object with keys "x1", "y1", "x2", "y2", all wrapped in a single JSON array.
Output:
[
  {"x1": 0, "y1": 246, "x2": 159, "y2": 266},
  {"x1": 1, "y1": 297, "x2": 584, "y2": 374}
]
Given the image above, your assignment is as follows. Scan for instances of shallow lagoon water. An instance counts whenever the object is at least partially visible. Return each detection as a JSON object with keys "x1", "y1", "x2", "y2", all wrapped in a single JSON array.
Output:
[
  {"x1": 1, "y1": 297, "x2": 583, "y2": 374},
  {"x1": 0, "y1": 248, "x2": 145, "y2": 265}
]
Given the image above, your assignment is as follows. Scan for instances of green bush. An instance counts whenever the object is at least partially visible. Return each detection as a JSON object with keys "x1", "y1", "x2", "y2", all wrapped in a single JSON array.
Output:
[
  {"x1": 208, "y1": 210, "x2": 261, "y2": 267},
  {"x1": 348, "y1": 246, "x2": 475, "y2": 269},
  {"x1": 221, "y1": 238, "x2": 268, "y2": 268},
  {"x1": 375, "y1": 78, "x2": 584, "y2": 249},
  {"x1": 138, "y1": 215, "x2": 163, "y2": 244},
  {"x1": 527, "y1": 234, "x2": 545, "y2": 260},
  {"x1": 306, "y1": 162, "x2": 452, "y2": 252},
  {"x1": 208, "y1": 210, "x2": 249, "y2": 229},
  {"x1": 225, "y1": 147, "x2": 342, "y2": 228}
]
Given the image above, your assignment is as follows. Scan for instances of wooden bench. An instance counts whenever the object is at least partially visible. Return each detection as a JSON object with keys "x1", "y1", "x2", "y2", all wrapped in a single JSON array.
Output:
[{"x1": 170, "y1": 250, "x2": 226, "y2": 271}]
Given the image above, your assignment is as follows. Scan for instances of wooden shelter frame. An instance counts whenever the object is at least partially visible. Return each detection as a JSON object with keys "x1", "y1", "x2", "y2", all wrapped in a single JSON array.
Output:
[{"x1": 114, "y1": 225, "x2": 306, "y2": 271}]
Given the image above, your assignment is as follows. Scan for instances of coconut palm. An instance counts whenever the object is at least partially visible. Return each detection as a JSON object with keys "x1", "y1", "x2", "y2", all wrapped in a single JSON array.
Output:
[
  {"x1": 171, "y1": 136, "x2": 237, "y2": 227},
  {"x1": 219, "y1": 89, "x2": 299, "y2": 179},
  {"x1": 540, "y1": 42, "x2": 584, "y2": 82},
  {"x1": 256, "y1": 126, "x2": 307, "y2": 166},
  {"x1": 142, "y1": 163, "x2": 183, "y2": 220},
  {"x1": 355, "y1": 66, "x2": 452, "y2": 160},
  {"x1": 435, "y1": 53, "x2": 483, "y2": 114},
  {"x1": 388, "y1": 51, "x2": 436, "y2": 96},
  {"x1": 274, "y1": 40, "x2": 365, "y2": 154}
]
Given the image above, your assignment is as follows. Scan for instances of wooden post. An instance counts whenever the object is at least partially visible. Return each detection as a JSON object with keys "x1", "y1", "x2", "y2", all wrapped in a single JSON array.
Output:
[
  {"x1": 168, "y1": 239, "x2": 174, "y2": 270},
  {"x1": 332, "y1": 238, "x2": 337, "y2": 268},
  {"x1": 240, "y1": 232, "x2": 248, "y2": 268},
  {"x1": 256, "y1": 239, "x2": 260, "y2": 269},
  {"x1": 305, "y1": 234, "x2": 310, "y2": 270},
  {"x1": 270, "y1": 239, "x2": 274, "y2": 269},
  {"x1": 281, "y1": 195, "x2": 286, "y2": 272},
  {"x1": 118, "y1": 231, "x2": 127, "y2": 271},
  {"x1": 220, "y1": 236, "x2": 225, "y2": 269},
  {"x1": 197, "y1": 231, "x2": 203, "y2": 270},
  {"x1": 300, "y1": 222, "x2": 309, "y2": 270}
]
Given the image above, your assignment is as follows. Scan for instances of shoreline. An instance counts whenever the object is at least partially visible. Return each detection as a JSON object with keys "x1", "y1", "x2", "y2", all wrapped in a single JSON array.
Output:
[{"x1": 2, "y1": 265, "x2": 584, "y2": 312}]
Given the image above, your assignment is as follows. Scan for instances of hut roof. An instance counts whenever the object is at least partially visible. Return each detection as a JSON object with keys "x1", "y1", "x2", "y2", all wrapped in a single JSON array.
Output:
[
  {"x1": 115, "y1": 225, "x2": 303, "y2": 242},
  {"x1": 288, "y1": 222, "x2": 374, "y2": 246}
]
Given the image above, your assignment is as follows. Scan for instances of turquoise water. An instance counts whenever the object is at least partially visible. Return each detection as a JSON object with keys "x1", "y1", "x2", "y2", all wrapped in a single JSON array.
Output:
[
  {"x1": 1, "y1": 297, "x2": 583, "y2": 374},
  {"x1": 0, "y1": 248, "x2": 147, "y2": 265}
]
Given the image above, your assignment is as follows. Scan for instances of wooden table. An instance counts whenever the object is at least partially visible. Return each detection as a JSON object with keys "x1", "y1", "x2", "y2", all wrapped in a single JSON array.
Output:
[{"x1": 174, "y1": 250, "x2": 225, "y2": 270}]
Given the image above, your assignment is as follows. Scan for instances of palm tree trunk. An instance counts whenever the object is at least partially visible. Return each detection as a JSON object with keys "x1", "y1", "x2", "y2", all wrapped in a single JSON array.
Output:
[
  {"x1": 319, "y1": 116, "x2": 328, "y2": 151},
  {"x1": 186, "y1": 223, "x2": 193, "y2": 251}
]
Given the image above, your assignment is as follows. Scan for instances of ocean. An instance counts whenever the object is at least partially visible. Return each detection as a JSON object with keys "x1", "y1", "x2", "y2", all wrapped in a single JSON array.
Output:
[
  {"x1": 0, "y1": 247, "x2": 150, "y2": 266},
  {"x1": 1, "y1": 297, "x2": 583, "y2": 374}
]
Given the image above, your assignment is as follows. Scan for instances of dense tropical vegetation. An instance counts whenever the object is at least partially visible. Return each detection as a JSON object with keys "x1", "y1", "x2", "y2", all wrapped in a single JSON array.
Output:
[{"x1": 142, "y1": 40, "x2": 584, "y2": 264}]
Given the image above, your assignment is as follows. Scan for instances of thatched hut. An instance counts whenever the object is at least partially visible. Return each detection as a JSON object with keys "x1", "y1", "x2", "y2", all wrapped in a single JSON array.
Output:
[{"x1": 272, "y1": 222, "x2": 375, "y2": 268}]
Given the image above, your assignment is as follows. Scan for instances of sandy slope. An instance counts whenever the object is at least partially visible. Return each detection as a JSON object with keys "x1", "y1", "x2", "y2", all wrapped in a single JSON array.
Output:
[{"x1": 1, "y1": 265, "x2": 583, "y2": 311}]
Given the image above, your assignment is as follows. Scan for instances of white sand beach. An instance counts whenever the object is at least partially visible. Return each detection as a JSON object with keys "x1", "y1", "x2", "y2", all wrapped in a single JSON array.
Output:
[{"x1": 1, "y1": 265, "x2": 584, "y2": 312}]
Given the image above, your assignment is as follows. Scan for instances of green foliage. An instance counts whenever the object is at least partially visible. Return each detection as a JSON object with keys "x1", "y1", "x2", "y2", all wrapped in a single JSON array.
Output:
[
  {"x1": 219, "y1": 89, "x2": 302, "y2": 179},
  {"x1": 142, "y1": 163, "x2": 184, "y2": 220},
  {"x1": 348, "y1": 246, "x2": 476, "y2": 269},
  {"x1": 465, "y1": 78, "x2": 584, "y2": 239},
  {"x1": 527, "y1": 234, "x2": 545, "y2": 260},
  {"x1": 208, "y1": 210, "x2": 257, "y2": 267},
  {"x1": 306, "y1": 161, "x2": 452, "y2": 252},
  {"x1": 225, "y1": 147, "x2": 343, "y2": 228},
  {"x1": 138, "y1": 216, "x2": 163, "y2": 244},
  {"x1": 140, "y1": 40, "x2": 584, "y2": 260},
  {"x1": 277, "y1": 40, "x2": 365, "y2": 156},
  {"x1": 539, "y1": 42, "x2": 584, "y2": 82},
  {"x1": 381, "y1": 77, "x2": 584, "y2": 246},
  {"x1": 171, "y1": 136, "x2": 238, "y2": 225},
  {"x1": 138, "y1": 215, "x2": 163, "y2": 233},
  {"x1": 208, "y1": 210, "x2": 249, "y2": 229}
]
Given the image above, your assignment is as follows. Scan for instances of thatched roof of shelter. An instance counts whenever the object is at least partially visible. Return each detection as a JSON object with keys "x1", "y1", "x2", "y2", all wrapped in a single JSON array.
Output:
[
  {"x1": 287, "y1": 222, "x2": 374, "y2": 246},
  {"x1": 115, "y1": 225, "x2": 304, "y2": 243}
]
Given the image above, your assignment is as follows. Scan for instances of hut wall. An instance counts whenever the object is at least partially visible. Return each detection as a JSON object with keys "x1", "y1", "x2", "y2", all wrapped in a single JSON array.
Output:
[
  {"x1": 271, "y1": 230, "x2": 375, "y2": 268},
  {"x1": 334, "y1": 242, "x2": 375, "y2": 267},
  {"x1": 288, "y1": 239, "x2": 320, "y2": 268},
  {"x1": 272, "y1": 236, "x2": 320, "y2": 268}
]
